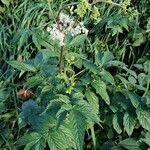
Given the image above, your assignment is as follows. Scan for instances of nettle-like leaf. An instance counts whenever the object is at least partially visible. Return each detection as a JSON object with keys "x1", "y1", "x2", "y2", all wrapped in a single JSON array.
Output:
[
  {"x1": 119, "y1": 138, "x2": 140, "y2": 150},
  {"x1": 68, "y1": 109, "x2": 86, "y2": 150},
  {"x1": 141, "y1": 138, "x2": 150, "y2": 146},
  {"x1": 7, "y1": 61, "x2": 36, "y2": 72},
  {"x1": 136, "y1": 106, "x2": 150, "y2": 131},
  {"x1": 95, "y1": 51, "x2": 114, "y2": 67},
  {"x1": 127, "y1": 91, "x2": 140, "y2": 108},
  {"x1": 92, "y1": 79, "x2": 110, "y2": 105},
  {"x1": 99, "y1": 70, "x2": 115, "y2": 85},
  {"x1": 123, "y1": 112, "x2": 136, "y2": 136},
  {"x1": 101, "y1": 51, "x2": 114, "y2": 66},
  {"x1": 83, "y1": 59, "x2": 97, "y2": 73},
  {"x1": 16, "y1": 132, "x2": 46, "y2": 150},
  {"x1": 47, "y1": 125, "x2": 75, "y2": 150},
  {"x1": 76, "y1": 100, "x2": 100, "y2": 124},
  {"x1": 25, "y1": 76, "x2": 44, "y2": 89},
  {"x1": 85, "y1": 89, "x2": 99, "y2": 114},
  {"x1": 69, "y1": 34, "x2": 87, "y2": 46},
  {"x1": 113, "y1": 113, "x2": 122, "y2": 134},
  {"x1": 56, "y1": 104, "x2": 72, "y2": 128}
]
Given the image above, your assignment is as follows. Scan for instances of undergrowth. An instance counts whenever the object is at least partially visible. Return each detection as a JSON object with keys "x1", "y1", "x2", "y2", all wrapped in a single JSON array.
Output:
[{"x1": 0, "y1": 0, "x2": 150, "y2": 149}]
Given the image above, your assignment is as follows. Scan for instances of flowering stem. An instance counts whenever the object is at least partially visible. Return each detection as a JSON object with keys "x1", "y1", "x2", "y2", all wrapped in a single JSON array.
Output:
[{"x1": 59, "y1": 45, "x2": 64, "y2": 71}]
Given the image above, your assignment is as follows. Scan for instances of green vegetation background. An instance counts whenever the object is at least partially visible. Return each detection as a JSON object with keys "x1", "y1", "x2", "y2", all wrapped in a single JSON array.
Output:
[{"x1": 0, "y1": 0, "x2": 150, "y2": 149}]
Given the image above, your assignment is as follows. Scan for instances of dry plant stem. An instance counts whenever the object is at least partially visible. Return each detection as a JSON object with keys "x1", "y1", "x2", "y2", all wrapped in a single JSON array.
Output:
[{"x1": 59, "y1": 45, "x2": 64, "y2": 71}]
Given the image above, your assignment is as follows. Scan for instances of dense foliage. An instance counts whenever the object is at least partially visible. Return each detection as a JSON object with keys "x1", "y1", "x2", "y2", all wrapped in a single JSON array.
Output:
[{"x1": 0, "y1": 0, "x2": 150, "y2": 149}]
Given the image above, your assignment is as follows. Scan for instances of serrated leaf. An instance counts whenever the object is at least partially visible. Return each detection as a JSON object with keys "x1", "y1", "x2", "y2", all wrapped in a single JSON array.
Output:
[
  {"x1": 141, "y1": 138, "x2": 150, "y2": 146},
  {"x1": 100, "y1": 70, "x2": 115, "y2": 85},
  {"x1": 92, "y1": 79, "x2": 110, "y2": 105},
  {"x1": 83, "y1": 60, "x2": 97, "y2": 73},
  {"x1": 47, "y1": 125, "x2": 74, "y2": 150},
  {"x1": 25, "y1": 76, "x2": 43, "y2": 88},
  {"x1": 7, "y1": 61, "x2": 36, "y2": 72},
  {"x1": 106, "y1": 61, "x2": 126, "y2": 68},
  {"x1": 116, "y1": 75, "x2": 129, "y2": 88},
  {"x1": 119, "y1": 18, "x2": 129, "y2": 31},
  {"x1": 119, "y1": 138, "x2": 140, "y2": 150},
  {"x1": 102, "y1": 51, "x2": 114, "y2": 66},
  {"x1": 113, "y1": 114, "x2": 122, "y2": 134},
  {"x1": 56, "y1": 110, "x2": 67, "y2": 129},
  {"x1": 69, "y1": 110, "x2": 86, "y2": 150},
  {"x1": 95, "y1": 50, "x2": 103, "y2": 66},
  {"x1": 69, "y1": 34, "x2": 86, "y2": 46},
  {"x1": 85, "y1": 89, "x2": 99, "y2": 114},
  {"x1": 56, "y1": 104, "x2": 72, "y2": 129},
  {"x1": 16, "y1": 132, "x2": 46, "y2": 150},
  {"x1": 76, "y1": 100, "x2": 100, "y2": 124},
  {"x1": 127, "y1": 92, "x2": 140, "y2": 108},
  {"x1": 136, "y1": 106, "x2": 150, "y2": 131},
  {"x1": 56, "y1": 94, "x2": 70, "y2": 104},
  {"x1": 123, "y1": 112, "x2": 136, "y2": 136}
]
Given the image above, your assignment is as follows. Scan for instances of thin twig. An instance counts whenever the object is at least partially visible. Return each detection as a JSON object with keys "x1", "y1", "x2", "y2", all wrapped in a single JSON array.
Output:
[{"x1": 74, "y1": 69, "x2": 86, "y2": 77}]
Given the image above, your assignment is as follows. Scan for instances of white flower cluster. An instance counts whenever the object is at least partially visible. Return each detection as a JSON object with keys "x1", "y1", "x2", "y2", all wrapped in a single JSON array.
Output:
[{"x1": 47, "y1": 13, "x2": 88, "y2": 46}]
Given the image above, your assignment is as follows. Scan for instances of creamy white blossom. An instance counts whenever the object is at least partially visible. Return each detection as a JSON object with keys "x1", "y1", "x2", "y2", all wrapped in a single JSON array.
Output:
[{"x1": 47, "y1": 13, "x2": 88, "y2": 46}]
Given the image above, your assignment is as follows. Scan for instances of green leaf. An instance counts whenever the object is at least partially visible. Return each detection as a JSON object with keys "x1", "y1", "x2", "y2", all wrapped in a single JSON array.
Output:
[
  {"x1": 123, "y1": 112, "x2": 136, "y2": 136},
  {"x1": 119, "y1": 18, "x2": 129, "y2": 31},
  {"x1": 95, "y1": 50, "x2": 103, "y2": 66},
  {"x1": 102, "y1": 51, "x2": 114, "y2": 66},
  {"x1": 83, "y1": 60, "x2": 97, "y2": 73},
  {"x1": 47, "y1": 125, "x2": 75, "y2": 150},
  {"x1": 92, "y1": 79, "x2": 110, "y2": 105},
  {"x1": 141, "y1": 138, "x2": 150, "y2": 146},
  {"x1": 69, "y1": 34, "x2": 86, "y2": 46},
  {"x1": 100, "y1": 70, "x2": 115, "y2": 85},
  {"x1": 68, "y1": 109, "x2": 86, "y2": 150},
  {"x1": 106, "y1": 61, "x2": 126, "y2": 68},
  {"x1": 85, "y1": 89, "x2": 99, "y2": 114},
  {"x1": 133, "y1": 33, "x2": 145, "y2": 47},
  {"x1": 32, "y1": 31, "x2": 41, "y2": 50},
  {"x1": 16, "y1": 132, "x2": 46, "y2": 150},
  {"x1": 76, "y1": 100, "x2": 100, "y2": 124},
  {"x1": 136, "y1": 106, "x2": 150, "y2": 131},
  {"x1": 113, "y1": 114, "x2": 122, "y2": 134},
  {"x1": 18, "y1": 29, "x2": 30, "y2": 51},
  {"x1": 7, "y1": 61, "x2": 36, "y2": 72},
  {"x1": 116, "y1": 75, "x2": 129, "y2": 88},
  {"x1": 0, "y1": 88, "x2": 8, "y2": 102},
  {"x1": 56, "y1": 94, "x2": 70, "y2": 104},
  {"x1": 111, "y1": 25, "x2": 123, "y2": 36},
  {"x1": 25, "y1": 76, "x2": 43, "y2": 88},
  {"x1": 127, "y1": 92, "x2": 140, "y2": 108},
  {"x1": 119, "y1": 138, "x2": 140, "y2": 150}
]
